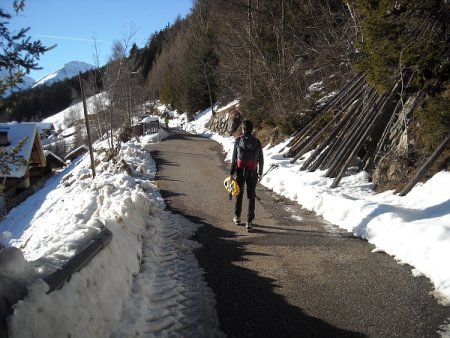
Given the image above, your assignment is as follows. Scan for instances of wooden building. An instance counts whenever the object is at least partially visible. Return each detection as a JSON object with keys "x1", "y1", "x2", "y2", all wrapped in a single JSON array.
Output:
[
  {"x1": 64, "y1": 145, "x2": 89, "y2": 163},
  {"x1": 0, "y1": 123, "x2": 47, "y2": 193},
  {"x1": 141, "y1": 116, "x2": 160, "y2": 134}
]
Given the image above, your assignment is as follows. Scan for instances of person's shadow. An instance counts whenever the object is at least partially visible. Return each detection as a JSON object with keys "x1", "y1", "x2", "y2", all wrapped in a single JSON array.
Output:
[{"x1": 180, "y1": 212, "x2": 365, "y2": 338}]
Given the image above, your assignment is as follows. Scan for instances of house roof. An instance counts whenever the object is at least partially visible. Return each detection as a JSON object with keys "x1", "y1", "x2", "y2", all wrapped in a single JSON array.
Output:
[
  {"x1": 141, "y1": 116, "x2": 159, "y2": 123},
  {"x1": 43, "y1": 150, "x2": 66, "y2": 167},
  {"x1": 0, "y1": 122, "x2": 45, "y2": 178},
  {"x1": 21, "y1": 122, "x2": 54, "y2": 134},
  {"x1": 64, "y1": 145, "x2": 89, "y2": 161}
]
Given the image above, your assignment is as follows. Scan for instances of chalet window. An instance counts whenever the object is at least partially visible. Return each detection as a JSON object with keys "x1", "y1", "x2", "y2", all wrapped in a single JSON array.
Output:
[{"x1": 0, "y1": 131, "x2": 9, "y2": 146}]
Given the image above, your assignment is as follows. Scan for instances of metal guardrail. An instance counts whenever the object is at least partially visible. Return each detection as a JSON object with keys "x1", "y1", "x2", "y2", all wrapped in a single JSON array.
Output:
[
  {"x1": 0, "y1": 226, "x2": 113, "y2": 337},
  {"x1": 43, "y1": 226, "x2": 113, "y2": 292}
]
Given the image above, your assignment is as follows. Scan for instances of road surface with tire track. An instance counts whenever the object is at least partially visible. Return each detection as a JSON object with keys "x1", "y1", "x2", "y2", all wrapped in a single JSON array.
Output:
[{"x1": 150, "y1": 129, "x2": 450, "y2": 338}]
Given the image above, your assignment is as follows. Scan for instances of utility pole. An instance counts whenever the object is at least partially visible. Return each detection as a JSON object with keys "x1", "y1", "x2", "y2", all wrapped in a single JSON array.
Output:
[{"x1": 79, "y1": 72, "x2": 96, "y2": 178}]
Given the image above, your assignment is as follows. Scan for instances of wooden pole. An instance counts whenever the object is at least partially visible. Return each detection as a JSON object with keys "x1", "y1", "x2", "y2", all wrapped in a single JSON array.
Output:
[
  {"x1": 330, "y1": 96, "x2": 385, "y2": 187},
  {"x1": 398, "y1": 133, "x2": 450, "y2": 196},
  {"x1": 290, "y1": 109, "x2": 344, "y2": 164},
  {"x1": 302, "y1": 99, "x2": 362, "y2": 171},
  {"x1": 325, "y1": 87, "x2": 379, "y2": 177},
  {"x1": 79, "y1": 72, "x2": 96, "y2": 178},
  {"x1": 364, "y1": 88, "x2": 421, "y2": 172},
  {"x1": 363, "y1": 98, "x2": 402, "y2": 172},
  {"x1": 318, "y1": 96, "x2": 367, "y2": 171},
  {"x1": 285, "y1": 73, "x2": 366, "y2": 157},
  {"x1": 330, "y1": 80, "x2": 400, "y2": 188},
  {"x1": 288, "y1": 78, "x2": 368, "y2": 163}
]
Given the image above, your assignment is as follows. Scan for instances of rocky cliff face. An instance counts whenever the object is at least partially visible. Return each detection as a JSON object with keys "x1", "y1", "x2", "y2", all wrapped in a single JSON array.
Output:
[{"x1": 205, "y1": 106, "x2": 242, "y2": 136}]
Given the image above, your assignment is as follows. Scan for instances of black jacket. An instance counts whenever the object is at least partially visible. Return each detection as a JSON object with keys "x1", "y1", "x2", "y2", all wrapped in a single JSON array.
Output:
[{"x1": 230, "y1": 133, "x2": 264, "y2": 176}]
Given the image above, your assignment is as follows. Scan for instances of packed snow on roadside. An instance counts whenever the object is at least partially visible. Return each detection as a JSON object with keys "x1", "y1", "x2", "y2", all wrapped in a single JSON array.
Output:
[{"x1": 0, "y1": 129, "x2": 222, "y2": 337}]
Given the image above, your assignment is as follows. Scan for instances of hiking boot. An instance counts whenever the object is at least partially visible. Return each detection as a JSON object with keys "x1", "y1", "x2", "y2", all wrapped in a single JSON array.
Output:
[
  {"x1": 233, "y1": 216, "x2": 241, "y2": 225},
  {"x1": 246, "y1": 221, "x2": 253, "y2": 231}
]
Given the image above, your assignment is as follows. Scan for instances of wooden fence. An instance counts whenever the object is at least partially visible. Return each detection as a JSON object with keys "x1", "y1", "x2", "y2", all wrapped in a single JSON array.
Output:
[{"x1": 5, "y1": 178, "x2": 46, "y2": 212}]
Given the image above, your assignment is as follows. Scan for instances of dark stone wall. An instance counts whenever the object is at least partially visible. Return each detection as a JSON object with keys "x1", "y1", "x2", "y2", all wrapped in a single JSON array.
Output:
[{"x1": 205, "y1": 107, "x2": 242, "y2": 136}]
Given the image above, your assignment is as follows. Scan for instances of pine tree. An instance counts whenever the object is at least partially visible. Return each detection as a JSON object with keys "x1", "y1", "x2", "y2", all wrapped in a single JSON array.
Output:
[
  {"x1": 355, "y1": 0, "x2": 449, "y2": 92},
  {"x1": 0, "y1": 1, "x2": 53, "y2": 98},
  {"x1": 0, "y1": 137, "x2": 28, "y2": 192}
]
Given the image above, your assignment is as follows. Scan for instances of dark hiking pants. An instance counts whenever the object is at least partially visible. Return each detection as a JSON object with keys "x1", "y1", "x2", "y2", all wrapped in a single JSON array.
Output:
[{"x1": 235, "y1": 168, "x2": 258, "y2": 222}]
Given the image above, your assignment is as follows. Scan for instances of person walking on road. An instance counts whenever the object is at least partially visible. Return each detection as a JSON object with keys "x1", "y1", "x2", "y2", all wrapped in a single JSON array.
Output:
[
  {"x1": 164, "y1": 114, "x2": 169, "y2": 129},
  {"x1": 229, "y1": 120, "x2": 264, "y2": 231}
]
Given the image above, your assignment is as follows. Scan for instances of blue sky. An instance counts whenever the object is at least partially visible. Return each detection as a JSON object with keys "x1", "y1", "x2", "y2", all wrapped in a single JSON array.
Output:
[{"x1": 6, "y1": 0, "x2": 193, "y2": 81}]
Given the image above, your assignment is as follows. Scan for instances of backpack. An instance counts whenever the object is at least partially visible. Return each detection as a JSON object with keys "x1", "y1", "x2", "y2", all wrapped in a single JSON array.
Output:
[{"x1": 236, "y1": 134, "x2": 259, "y2": 170}]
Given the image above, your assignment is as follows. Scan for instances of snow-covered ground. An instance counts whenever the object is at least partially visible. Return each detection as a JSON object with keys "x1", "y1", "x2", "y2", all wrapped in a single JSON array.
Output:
[
  {"x1": 42, "y1": 92, "x2": 109, "y2": 131},
  {"x1": 1, "y1": 99, "x2": 449, "y2": 337}
]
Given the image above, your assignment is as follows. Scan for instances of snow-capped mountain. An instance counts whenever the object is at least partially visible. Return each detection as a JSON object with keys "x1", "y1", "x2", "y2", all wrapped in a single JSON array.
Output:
[
  {"x1": 32, "y1": 61, "x2": 95, "y2": 88},
  {"x1": 17, "y1": 75, "x2": 36, "y2": 90}
]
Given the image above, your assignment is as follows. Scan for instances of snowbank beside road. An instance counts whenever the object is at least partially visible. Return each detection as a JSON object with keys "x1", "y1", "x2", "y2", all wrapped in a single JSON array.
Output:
[{"x1": 2, "y1": 136, "x2": 222, "y2": 337}]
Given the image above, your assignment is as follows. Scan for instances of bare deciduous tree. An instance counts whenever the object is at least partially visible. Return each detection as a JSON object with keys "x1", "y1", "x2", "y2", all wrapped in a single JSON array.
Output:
[{"x1": 91, "y1": 26, "x2": 146, "y2": 152}]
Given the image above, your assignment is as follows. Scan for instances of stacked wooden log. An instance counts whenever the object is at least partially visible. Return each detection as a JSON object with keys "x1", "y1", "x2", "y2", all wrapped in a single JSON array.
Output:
[{"x1": 284, "y1": 72, "x2": 447, "y2": 194}]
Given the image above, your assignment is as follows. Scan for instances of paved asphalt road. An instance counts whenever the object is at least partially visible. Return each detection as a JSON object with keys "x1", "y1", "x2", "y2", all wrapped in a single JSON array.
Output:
[{"x1": 150, "y1": 130, "x2": 450, "y2": 338}]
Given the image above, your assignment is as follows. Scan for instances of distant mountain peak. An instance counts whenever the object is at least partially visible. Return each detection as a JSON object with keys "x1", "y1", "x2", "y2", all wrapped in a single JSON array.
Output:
[
  {"x1": 32, "y1": 61, "x2": 95, "y2": 88},
  {"x1": 0, "y1": 70, "x2": 36, "y2": 97}
]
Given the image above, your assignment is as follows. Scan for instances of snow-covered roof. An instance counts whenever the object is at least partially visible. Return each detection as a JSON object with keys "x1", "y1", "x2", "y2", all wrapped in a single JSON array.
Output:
[
  {"x1": 141, "y1": 116, "x2": 159, "y2": 123},
  {"x1": 64, "y1": 145, "x2": 89, "y2": 161},
  {"x1": 61, "y1": 126, "x2": 76, "y2": 138},
  {"x1": 41, "y1": 133, "x2": 58, "y2": 146},
  {"x1": 43, "y1": 150, "x2": 66, "y2": 166},
  {"x1": 0, "y1": 123, "x2": 39, "y2": 178},
  {"x1": 21, "y1": 122, "x2": 54, "y2": 134}
]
